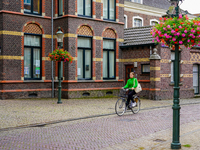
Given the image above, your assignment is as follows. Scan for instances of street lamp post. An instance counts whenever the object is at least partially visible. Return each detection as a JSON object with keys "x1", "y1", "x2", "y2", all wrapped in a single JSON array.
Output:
[
  {"x1": 167, "y1": 0, "x2": 182, "y2": 149},
  {"x1": 56, "y1": 27, "x2": 64, "y2": 104}
]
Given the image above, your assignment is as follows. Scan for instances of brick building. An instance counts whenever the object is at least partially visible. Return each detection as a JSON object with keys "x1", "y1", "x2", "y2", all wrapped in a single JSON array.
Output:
[
  {"x1": 0, "y1": 0, "x2": 199, "y2": 100},
  {"x1": 121, "y1": 0, "x2": 200, "y2": 100},
  {"x1": 0, "y1": 0, "x2": 125, "y2": 99}
]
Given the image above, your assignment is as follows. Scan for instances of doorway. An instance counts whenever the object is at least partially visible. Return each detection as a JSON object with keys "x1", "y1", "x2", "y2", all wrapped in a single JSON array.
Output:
[{"x1": 125, "y1": 65, "x2": 134, "y2": 83}]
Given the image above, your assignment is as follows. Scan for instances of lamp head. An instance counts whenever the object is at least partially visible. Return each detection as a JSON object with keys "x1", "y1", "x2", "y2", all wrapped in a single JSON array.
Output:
[{"x1": 56, "y1": 27, "x2": 64, "y2": 43}]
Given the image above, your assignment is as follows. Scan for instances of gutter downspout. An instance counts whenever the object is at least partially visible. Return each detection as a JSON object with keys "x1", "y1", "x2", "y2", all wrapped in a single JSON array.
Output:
[{"x1": 51, "y1": 0, "x2": 54, "y2": 97}]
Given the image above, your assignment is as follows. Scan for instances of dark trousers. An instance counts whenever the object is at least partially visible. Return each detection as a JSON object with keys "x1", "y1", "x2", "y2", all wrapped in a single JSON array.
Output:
[{"x1": 126, "y1": 90, "x2": 136, "y2": 106}]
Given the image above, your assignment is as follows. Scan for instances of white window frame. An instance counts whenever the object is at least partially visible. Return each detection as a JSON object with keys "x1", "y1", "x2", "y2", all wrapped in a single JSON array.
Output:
[
  {"x1": 150, "y1": 19, "x2": 159, "y2": 26},
  {"x1": 124, "y1": 15, "x2": 127, "y2": 28},
  {"x1": 131, "y1": 0, "x2": 143, "y2": 4},
  {"x1": 132, "y1": 16, "x2": 143, "y2": 27}
]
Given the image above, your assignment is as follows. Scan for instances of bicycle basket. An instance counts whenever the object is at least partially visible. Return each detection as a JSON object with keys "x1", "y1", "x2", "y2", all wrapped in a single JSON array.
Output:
[{"x1": 119, "y1": 89, "x2": 128, "y2": 97}]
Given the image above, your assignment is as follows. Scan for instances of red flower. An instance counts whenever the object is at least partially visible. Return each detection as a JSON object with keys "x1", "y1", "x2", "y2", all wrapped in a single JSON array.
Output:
[
  {"x1": 191, "y1": 39, "x2": 195, "y2": 43},
  {"x1": 175, "y1": 41, "x2": 178, "y2": 44},
  {"x1": 175, "y1": 28, "x2": 179, "y2": 32}
]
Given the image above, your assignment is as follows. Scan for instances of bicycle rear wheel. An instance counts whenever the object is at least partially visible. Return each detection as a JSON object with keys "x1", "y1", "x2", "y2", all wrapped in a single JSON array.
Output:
[
  {"x1": 131, "y1": 97, "x2": 141, "y2": 114},
  {"x1": 115, "y1": 98, "x2": 126, "y2": 116}
]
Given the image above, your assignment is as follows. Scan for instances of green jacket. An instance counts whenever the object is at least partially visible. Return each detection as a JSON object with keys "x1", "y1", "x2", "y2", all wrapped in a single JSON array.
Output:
[{"x1": 123, "y1": 78, "x2": 138, "y2": 89}]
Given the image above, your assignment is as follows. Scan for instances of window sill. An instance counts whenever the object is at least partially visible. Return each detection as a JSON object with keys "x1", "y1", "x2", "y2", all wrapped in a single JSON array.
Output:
[
  {"x1": 75, "y1": 79, "x2": 119, "y2": 83},
  {"x1": 23, "y1": 80, "x2": 44, "y2": 82},
  {"x1": 23, "y1": 13, "x2": 43, "y2": 18},
  {"x1": 57, "y1": 15, "x2": 120, "y2": 24}
]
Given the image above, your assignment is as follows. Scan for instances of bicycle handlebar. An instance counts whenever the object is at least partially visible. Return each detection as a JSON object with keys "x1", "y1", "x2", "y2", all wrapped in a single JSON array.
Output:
[{"x1": 122, "y1": 88, "x2": 134, "y2": 91}]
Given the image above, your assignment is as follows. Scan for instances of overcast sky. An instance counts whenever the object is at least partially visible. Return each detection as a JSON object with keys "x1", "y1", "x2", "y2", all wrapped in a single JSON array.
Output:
[{"x1": 180, "y1": 0, "x2": 200, "y2": 14}]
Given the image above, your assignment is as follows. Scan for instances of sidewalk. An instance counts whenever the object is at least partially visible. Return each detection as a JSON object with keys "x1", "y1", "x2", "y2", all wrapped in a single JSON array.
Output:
[{"x1": 1, "y1": 97, "x2": 200, "y2": 149}]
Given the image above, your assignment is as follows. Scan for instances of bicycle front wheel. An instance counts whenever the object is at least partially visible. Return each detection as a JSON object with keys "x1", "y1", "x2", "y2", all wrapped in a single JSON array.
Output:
[
  {"x1": 131, "y1": 97, "x2": 141, "y2": 114},
  {"x1": 115, "y1": 98, "x2": 126, "y2": 116}
]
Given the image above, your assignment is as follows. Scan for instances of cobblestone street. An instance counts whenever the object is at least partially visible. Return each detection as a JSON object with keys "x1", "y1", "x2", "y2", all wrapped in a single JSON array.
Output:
[{"x1": 0, "y1": 98, "x2": 200, "y2": 150}]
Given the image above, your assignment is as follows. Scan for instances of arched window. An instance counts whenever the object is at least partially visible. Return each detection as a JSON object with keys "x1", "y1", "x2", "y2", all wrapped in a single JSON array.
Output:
[
  {"x1": 150, "y1": 19, "x2": 159, "y2": 26},
  {"x1": 132, "y1": 16, "x2": 143, "y2": 27},
  {"x1": 24, "y1": 23, "x2": 42, "y2": 80},
  {"x1": 103, "y1": 28, "x2": 116, "y2": 79},
  {"x1": 77, "y1": 25, "x2": 93, "y2": 80}
]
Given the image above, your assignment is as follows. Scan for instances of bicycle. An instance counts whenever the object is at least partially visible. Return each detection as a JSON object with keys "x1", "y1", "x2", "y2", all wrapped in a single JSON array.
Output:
[{"x1": 115, "y1": 88, "x2": 141, "y2": 116}]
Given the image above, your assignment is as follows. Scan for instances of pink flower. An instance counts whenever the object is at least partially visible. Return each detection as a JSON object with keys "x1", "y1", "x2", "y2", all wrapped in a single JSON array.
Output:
[
  {"x1": 191, "y1": 29, "x2": 195, "y2": 33},
  {"x1": 198, "y1": 23, "x2": 200, "y2": 26},
  {"x1": 184, "y1": 30, "x2": 187, "y2": 33},
  {"x1": 179, "y1": 14, "x2": 183, "y2": 18},
  {"x1": 172, "y1": 38, "x2": 176, "y2": 41},
  {"x1": 156, "y1": 36, "x2": 159, "y2": 41},
  {"x1": 158, "y1": 31, "x2": 161, "y2": 34},
  {"x1": 167, "y1": 25, "x2": 171, "y2": 28},
  {"x1": 152, "y1": 40, "x2": 154, "y2": 42},
  {"x1": 179, "y1": 41, "x2": 183, "y2": 44},
  {"x1": 189, "y1": 34, "x2": 194, "y2": 37},
  {"x1": 177, "y1": 32, "x2": 180, "y2": 36},
  {"x1": 179, "y1": 26, "x2": 182, "y2": 29},
  {"x1": 164, "y1": 33, "x2": 168, "y2": 37},
  {"x1": 187, "y1": 39, "x2": 190, "y2": 42},
  {"x1": 171, "y1": 30, "x2": 175, "y2": 33},
  {"x1": 163, "y1": 28, "x2": 167, "y2": 31},
  {"x1": 182, "y1": 33, "x2": 185, "y2": 37}
]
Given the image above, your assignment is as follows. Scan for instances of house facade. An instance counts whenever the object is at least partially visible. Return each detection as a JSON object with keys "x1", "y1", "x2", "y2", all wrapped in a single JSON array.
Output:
[
  {"x1": 0, "y1": 0, "x2": 199, "y2": 100},
  {"x1": 122, "y1": 0, "x2": 200, "y2": 100},
  {"x1": 0, "y1": 0, "x2": 125, "y2": 99}
]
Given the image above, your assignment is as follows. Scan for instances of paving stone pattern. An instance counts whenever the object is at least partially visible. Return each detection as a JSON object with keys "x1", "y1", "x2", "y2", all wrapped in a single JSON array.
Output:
[{"x1": 0, "y1": 104, "x2": 200, "y2": 150}]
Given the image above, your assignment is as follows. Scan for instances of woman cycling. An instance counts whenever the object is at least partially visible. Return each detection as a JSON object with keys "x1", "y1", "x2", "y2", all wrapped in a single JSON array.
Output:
[{"x1": 123, "y1": 72, "x2": 138, "y2": 108}]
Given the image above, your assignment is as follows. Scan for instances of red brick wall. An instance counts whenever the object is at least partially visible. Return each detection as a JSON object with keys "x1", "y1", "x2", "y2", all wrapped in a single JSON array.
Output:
[
  {"x1": 2, "y1": 0, "x2": 21, "y2": 12},
  {"x1": 124, "y1": 11, "x2": 160, "y2": 28},
  {"x1": 121, "y1": 46, "x2": 151, "y2": 98}
]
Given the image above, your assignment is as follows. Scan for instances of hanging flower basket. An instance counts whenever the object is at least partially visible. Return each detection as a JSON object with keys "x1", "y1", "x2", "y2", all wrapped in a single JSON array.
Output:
[
  {"x1": 48, "y1": 48, "x2": 73, "y2": 63},
  {"x1": 151, "y1": 15, "x2": 200, "y2": 48}
]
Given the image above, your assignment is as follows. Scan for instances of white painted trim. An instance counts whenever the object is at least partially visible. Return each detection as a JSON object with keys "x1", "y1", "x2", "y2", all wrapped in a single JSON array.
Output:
[
  {"x1": 132, "y1": 16, "x2": 143, "y2": 27},
  {"x1": 150, "y1": 19, "x2": 159, "y2": 26},
  {"x1": 124, "y1": 15, "x2": 127, "y2": 28},
  {"x1": 124, "y1": 1, "x2": 167, "y2": 17}
]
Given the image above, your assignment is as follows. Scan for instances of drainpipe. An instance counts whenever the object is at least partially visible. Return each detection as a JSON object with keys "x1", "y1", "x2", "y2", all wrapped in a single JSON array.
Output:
[{"x1": 51, "y1": 0, "x2": 54, "y2": 98}]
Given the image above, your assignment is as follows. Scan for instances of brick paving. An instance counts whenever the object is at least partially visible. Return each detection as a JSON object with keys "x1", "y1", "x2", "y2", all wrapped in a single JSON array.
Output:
[{"x1": 0, "y1": 97, "x2": 200, "y2": 149}]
